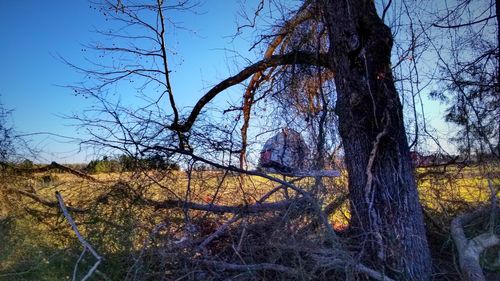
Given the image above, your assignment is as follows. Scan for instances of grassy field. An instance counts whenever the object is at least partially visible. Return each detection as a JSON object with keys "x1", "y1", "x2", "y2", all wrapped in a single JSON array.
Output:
[{"x1": 0, "y1": 165, "x2": 498, "y2": 280}]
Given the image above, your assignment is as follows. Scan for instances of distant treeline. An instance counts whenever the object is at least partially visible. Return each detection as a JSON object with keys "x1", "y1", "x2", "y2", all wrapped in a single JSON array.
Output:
[
  {"x1": 410, "y1": 151, "x2": 498, "y2": 167},
  {"x1": 6, "y1": 155, "x2": 180, "y2": 174},
  {"x1": 85, "y1": 155, "x2": 180, "y2": 173}
]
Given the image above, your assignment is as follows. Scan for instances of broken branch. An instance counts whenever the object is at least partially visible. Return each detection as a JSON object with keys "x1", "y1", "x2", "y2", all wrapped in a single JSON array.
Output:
[{"x1": 56, "y1": 191, "x2": 102, "y2": 281}]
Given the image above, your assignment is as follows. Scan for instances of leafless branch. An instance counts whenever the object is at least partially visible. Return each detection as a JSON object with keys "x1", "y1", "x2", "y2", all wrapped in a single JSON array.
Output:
[
  {"x1": 433, "y1": 15, "x2": 495, "y2": 29},
  {"x1": 156, "y1": 0, "x2": 180, "y2": 125},
  {"x1": 239, "y1": 0, "x2": 315, "y2": 167},
  {"x1": 171, "y1": 51, "x2": 330, "y2": 133},
  {"x1": 200, "y1": 259, "x2": 299, "y2": 275},
  {"x1": 146, "y1": 197, "x2": 308, "y2": 215},
  {"x1": 355, "y1": 263, "x2": 395, "y2": 281},
  {"x1": 7, "y1": 188, "x2": 86, "y2": 213},
  {"x1": 451, "y1": 204, "x2": 500, "y2": 281},
  {"x1": 197, "y1": 214, "x2": 241, "y2": 251},
  {"x1": 56, "y1": 192, "x2": 103, "y2": 281}
]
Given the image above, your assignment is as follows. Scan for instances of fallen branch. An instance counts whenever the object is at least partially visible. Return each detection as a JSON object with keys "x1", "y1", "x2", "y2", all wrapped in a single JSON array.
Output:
[
  {"x1": 256, "y1": 176, "x2": 305, "y2": 203},
  {"x1": 9, "y1": 188, "x2": 86, "y2": 213},
  {"x1": 355, "y1": 263, "x2": 395, "y2": 281},
  {"x1": 1, "y1": 161, "x2": 100, "y2": 183},
  {"x1": 39, "y1": 162, "x2": 100, "y2": 183},
  {"x1": 324, "y1": 193, "x2": 348, "y2": 216},
  {"x1": 145, "y1": 146, "x2": 310, "y2": 197},
  {"x1": 200, "y1": 259, "x2": 299, "y2": 275},
  {"x1": 56, "y1": 191, "x2": 103, "y2": 281},
  {"x1": 197, "y1": 214, "x2": 241, "y2": 251},
  {"x1": 311, "y1": 249, "x2": 395, "y2": 281},
  {"x1": 451, "y1": 206, "x2": 500, "y2": 281},
  {"x1": 145, "y1": 197, "x2": 308, "y2": 215}
]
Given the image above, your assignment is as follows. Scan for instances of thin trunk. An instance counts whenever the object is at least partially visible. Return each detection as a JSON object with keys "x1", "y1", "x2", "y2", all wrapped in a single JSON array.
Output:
[{"x1": 321, "y1": 0, "x2": 431, "y2": 280}]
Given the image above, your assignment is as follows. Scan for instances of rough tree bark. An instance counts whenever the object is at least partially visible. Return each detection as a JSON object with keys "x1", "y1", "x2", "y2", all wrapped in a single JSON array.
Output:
[{"x1": 321, "y1": 0, "x2": 431, "y2": 280}]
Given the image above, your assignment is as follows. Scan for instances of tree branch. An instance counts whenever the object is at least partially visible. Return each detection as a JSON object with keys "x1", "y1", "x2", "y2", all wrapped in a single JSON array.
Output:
[
  {"x1": 451, "y1": 206, "x2": 500, "y2": 281},
  {"x1": 200, "y1": 259, "x2": 299, "y2": 275},
  {"x1": 56, "y1": 192, "x2": 102, "y2": 281},
  {"x1": 145, "y1": 197, "x2": 308, "y2": 214},
  {"x1": 239, "y1": 0, "x2": 314, "y2": 167},
  {"x1": 171, "y1": 51, "x2": 330, "y2": 132},
  {"x1": 7, "y1": 188, "x2": 86, "y2": 213}
]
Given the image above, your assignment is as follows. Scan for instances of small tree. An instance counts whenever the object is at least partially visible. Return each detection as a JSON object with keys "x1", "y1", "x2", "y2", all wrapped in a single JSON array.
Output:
[
  {"x1": 0, "y1": 102, "x2": 14, "y2": 162},
  {"x1": 430, "y1": 0, "x2": 499, "y2": 160}
]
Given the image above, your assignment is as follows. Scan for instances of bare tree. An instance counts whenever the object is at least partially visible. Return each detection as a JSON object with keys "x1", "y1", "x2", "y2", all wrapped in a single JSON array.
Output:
[
  {"x1": 424, "y1": 2, "x2": 500, "y2": 279},
  {"x1": 430, "y1": 0, "x2": 499, "y2": 160},
  {"x1": 0, "y1": 100, "x2": 14, "y2": 162},
  {"x1": 62, "y1": 0, "x2": 434, "y2": 280}
]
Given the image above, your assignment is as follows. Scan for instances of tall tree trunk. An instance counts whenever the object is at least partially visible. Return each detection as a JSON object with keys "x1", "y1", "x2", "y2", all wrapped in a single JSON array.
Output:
[{"x1": 321, "y1": 0, "x2": 431, "y2": 280}]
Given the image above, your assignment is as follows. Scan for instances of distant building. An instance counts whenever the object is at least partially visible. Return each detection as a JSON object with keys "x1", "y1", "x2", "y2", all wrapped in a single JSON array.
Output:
[{"x1": 410, "y1": 151, "x2": 457, "y2": 167}]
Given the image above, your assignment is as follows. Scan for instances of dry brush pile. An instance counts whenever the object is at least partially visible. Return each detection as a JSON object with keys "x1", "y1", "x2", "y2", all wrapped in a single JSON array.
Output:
[{"x1": 1, "y1": 160, "x2": 499, "y2": 280}]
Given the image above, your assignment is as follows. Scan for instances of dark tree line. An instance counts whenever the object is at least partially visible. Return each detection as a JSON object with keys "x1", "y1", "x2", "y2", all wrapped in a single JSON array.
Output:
[{"x1": 85, "y1": 154, "x2": 180, "y2": 173}]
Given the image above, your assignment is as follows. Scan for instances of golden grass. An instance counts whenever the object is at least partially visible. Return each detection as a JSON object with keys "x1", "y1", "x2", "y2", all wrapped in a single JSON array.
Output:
[
  {"x1": 30, "y1": 166, "x2": 498, "y2": 231},
  {"x1": 417, "y1": 166, "x2": 499, "y2": 212}
]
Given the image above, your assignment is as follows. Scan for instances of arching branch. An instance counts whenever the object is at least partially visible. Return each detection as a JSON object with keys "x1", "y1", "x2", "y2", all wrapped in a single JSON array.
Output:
[
  {"x1": 170, "y1": 51, "x2": 329, "y2": 133},
  {"x1": 240, "y1": 0, "x2": 315, "y2": 167}
]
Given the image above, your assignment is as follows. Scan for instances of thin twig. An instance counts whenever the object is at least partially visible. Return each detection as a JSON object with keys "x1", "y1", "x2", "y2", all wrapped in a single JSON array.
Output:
[
  {"x1": 73, "y1": 248, "x2": 87, "y2": 281},
  {"x1": 197, "y1": 214, "x2": 241, "y2": 251}
]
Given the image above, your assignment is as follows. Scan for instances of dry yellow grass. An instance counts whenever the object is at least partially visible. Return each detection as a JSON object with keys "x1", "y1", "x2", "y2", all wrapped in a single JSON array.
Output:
[{"x1": 1, "y1": 164, "x2": 497, "y2": 280}]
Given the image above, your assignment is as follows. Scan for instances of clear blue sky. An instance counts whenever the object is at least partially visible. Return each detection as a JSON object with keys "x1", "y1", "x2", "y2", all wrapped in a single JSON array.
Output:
[
  {"x1": 0, "y1": 0, "x2": 99, "y2": 162},
  {"x1": 0, "y1": 0, "x2": 263, "y2": 163}
]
